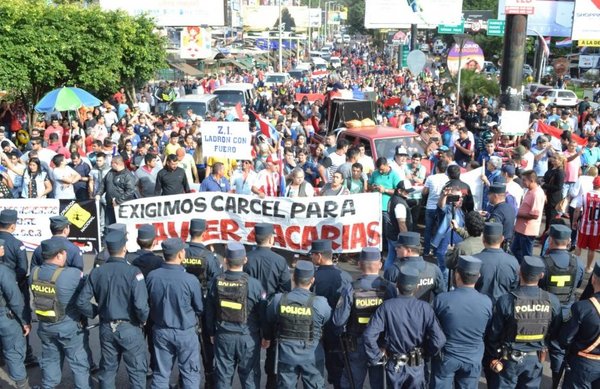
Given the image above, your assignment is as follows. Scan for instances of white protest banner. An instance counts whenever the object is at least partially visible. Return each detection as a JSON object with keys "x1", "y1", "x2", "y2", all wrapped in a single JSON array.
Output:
[
  {"x1": 116, "y1": 192, "x2": 382, "y2": 253},
  {"x1": 0, "y1": 199, "x2": 101, "y2": 253},
  {"x1": 499, "y1": 110, "x2": 530, "y2": 136},
  {"x1": 460, "y1": 167, "x2": 484, "y2": 211},
  {"x1": 201, "y1": 121, "x2": 253, "y2": 160}
]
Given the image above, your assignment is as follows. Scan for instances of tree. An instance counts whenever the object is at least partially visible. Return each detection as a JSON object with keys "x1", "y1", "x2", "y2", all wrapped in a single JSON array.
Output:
[
  {"x1": 443, "y1": 70, "x2": 500, "y2": 106},
  {"x1": 0, "y1": 0, "x2": 166, "y2": 121}
]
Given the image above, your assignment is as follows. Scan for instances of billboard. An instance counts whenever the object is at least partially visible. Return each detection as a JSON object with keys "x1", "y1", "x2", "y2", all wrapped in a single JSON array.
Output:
[
  {"x1": 180, "y1": 27, "x2": 212, "y2": 60},
  {"x1": 243, "y1": 6, "x2": 310, "y2": 30},
  {"x1": 364, "y1": 0, "x2": 463, "y2": 28},
  {"x1": 99, "y1": 0, "x2": 225, "y2": 26},
  {"x1": 572, "y1": 0, "x2": 600, "y2": 40},
  {"x1": 447, "y1": 40, "x2": 485, "y2": 75},
  {"x1": 498, "y1": 0, "x2": 574, "y2": 37}
]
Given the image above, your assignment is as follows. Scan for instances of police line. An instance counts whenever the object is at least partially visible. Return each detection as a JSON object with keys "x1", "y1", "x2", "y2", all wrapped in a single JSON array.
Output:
[
  {"x1": 116, "y1": 192, "x2": 383, "y2": 253},
  {"x1": 0, "y1": 198, "x2": 100, "y2": 253}
]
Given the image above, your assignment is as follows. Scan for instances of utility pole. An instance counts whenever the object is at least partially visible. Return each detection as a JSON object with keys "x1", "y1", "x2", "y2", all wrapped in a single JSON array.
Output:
[
  {"x1": 278, "y1": 0, "x2": 283, "y2": 72},
  {"x1": 411, "y1": 24, "x2": 418, "y2": 51},
  {"x1": 499, "y1": 14, "x2": 527, "y2": 110}
]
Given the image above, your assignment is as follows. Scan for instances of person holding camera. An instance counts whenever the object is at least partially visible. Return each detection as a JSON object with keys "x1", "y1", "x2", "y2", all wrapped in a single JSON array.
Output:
[{"x1": 432, "y1": 187, "x2": 465, "y2": 275}]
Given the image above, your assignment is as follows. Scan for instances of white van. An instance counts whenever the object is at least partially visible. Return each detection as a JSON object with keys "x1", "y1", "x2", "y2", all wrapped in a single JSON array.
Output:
[{"x1": 213, "y1": 83, "x2": 256, "y2": 111}]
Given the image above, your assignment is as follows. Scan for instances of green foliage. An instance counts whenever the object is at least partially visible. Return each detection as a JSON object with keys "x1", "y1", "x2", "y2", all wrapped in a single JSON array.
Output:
[
  {"x1": 444, "y1": 70, "x2": 500, "y2": 104},
  {"x1": 463, "y1": 0, "x2": 499, "y2": 11},
  {"x1": 0, "y1": 0, "x2": 166, "y2": 110}
]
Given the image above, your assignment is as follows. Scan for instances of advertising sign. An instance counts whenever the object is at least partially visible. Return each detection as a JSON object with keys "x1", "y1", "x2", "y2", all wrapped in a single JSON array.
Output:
[
  {"x1": 446, "y1": 40, "x2": 485, "y2": 75},
  {"x1": 99, "y1": 0, "x2": 225, "y2": 27},
  {"x1": 498, "y1": 0, "x2": 574, "y2": 37},
  {"x1": 180, "y1": 27, "x2": 212, "y2": 60},
  {"x1": 364, "y1": 0, "x2": 463, "y2": 28},
  {"x1": 504, "y1": 0, "x2": 536, "y2": 15},
  {"x1": 571, "y1": 0, "x2": 600, "y2": 40},
  {"x1": 243, "y1": 6, "x2": 310, "y2": 30}
]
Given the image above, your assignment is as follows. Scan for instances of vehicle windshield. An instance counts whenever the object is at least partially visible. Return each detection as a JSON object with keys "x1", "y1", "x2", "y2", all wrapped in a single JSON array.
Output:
[
  {"x1": 169, "y1": 102, "x2": 207, "y2": 117},
  {"x1": 265, "y1": 75, "x2": 287, "y2": 84},
  {"x1": 214, "y1": 90, "x2": 244, "y2": 105},
  {"x1": 374, "y1": 137, "x2": 425, "y2": 161}
]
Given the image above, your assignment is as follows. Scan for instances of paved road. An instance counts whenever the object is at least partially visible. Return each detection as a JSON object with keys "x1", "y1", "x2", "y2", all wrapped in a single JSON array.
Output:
[{"x1": 0, "y1": 246, "x2": 588, "y2": 388}]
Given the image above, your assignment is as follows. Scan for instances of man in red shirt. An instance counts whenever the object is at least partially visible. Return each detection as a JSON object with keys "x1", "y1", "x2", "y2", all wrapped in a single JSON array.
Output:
[
  {"x1": 44, "y1": 118, "x2": 64, "y2": 147},
  {"x1": 574, "y1": 176, "x2": 600, "y2": 272}
]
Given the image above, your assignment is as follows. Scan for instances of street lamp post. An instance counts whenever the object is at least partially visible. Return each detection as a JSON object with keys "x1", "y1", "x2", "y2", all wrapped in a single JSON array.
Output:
[
  {"x1": 278, "y1": 0, "x2": 283, "y2": 72},
  {"x1": 453, "y1": 34, "x2": 467, "y2": 112}
]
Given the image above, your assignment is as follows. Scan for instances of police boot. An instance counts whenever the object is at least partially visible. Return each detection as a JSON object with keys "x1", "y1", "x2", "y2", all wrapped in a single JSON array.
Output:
[
  {"x1": 24, "y1": 343, "x2": 39, "y2": 368},
  {"x1": 15, "y1": 378, "x2": 30, "y2": 389},
  {"x1": 552, "y1": 372, "x2": 562, "y2": 388},
  {"x1": 204, "y1": 372, "x2": 215, "y2": 389}
]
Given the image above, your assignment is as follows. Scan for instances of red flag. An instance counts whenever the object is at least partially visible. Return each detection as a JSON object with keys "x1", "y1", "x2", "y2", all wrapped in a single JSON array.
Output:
[
  {"x1": 235, "y1": 102, "x2": 244, "y2": 121},
  {"x1": 537, "y1": 120, "x2": 587, "y2": 146},
  {"x1": 383, "y1": 97, "x2": 402, "y2": 108}
]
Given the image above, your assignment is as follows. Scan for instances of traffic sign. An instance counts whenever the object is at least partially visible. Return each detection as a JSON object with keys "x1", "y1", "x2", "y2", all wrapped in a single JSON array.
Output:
[
  {"x1": 438, "y1": 23, "x2": 464, "y2": 35},
  {"x1": 487, "y1": 19, "x2": 505, "y2": 36}
]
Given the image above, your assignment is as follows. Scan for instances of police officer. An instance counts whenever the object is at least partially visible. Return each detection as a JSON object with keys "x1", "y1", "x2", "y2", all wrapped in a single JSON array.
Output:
[
  {"x1": 384, "y1": 232, "x2": 445, "y2": 302},
  {"x1": 146, "y1": 238, "x2": 204, "y2": 389},
  {"x1": 474, "y1": 222, "x2": 520, "y2": 304},
  {"x1": 485, "y1": 183, "x2": 516, "y2": 250},
  {"x1": 243, "y1": 223, "x2": 291, "y2": 389},
  {"x1": 332, "y1": 247, "x2": 397, "y2": 389},
  {"x1": 431, "y1": 255, "x2": 492, "y2": 389},
  {"x1": 364, "y1": 265, "x2": 447, "y2": 388},
  {"x1": 539, "y1": 224, "x2": 584, "y2": 386},
  {"x1": 93, "y1": 223, "x2": 128, "y2": 267},
  {"x1": 183, "y1": 218, "x2": 223, "y2": 388},
  {"x1": 30, "y1": 215, "x2": 84, "y2": 271},
  {"x1": 309, "y1": 239, "x2": 352, "y2": 389},
  {"x1": 205, "y1": 242, "x2": 266, "y2": 389},
  {"x1": 30, "y1": 239, "x2": 90, "y2": 389},
  {"x1": 127, "y1": 224, "x2": 163, "y2": 277},
  {"x1": 0, "y1": 209, "x2": 37, "y2": 367},
  {"x1": 76, "y1": 231, "x2": 149, "y2": 389},
  {"x1": 487, "y1": 256, "x2": 562, "y2": 389},
  {"x1": 0, "y1": 238, "x2": 31, "y2": 389},
  {"x1": 559, "y1": 259, "x2": 600, "y2": 388},
  {"x1": 265, "y1": 260, "x2": 331, "y2": 388}
]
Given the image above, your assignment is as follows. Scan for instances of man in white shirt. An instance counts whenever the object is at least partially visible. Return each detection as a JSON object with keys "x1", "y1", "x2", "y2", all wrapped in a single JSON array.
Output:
[
  {"x1": 421, "y1": 160, "x2": 449, "y2": 256},
  {"x1": 388, "y1": 146, "x2": 408, "y2": 180},
  {"x1": 176, "y1": 148, "x2": 198, "y2": 190},
  {"x1": 231, "y1": 160, "x2": 258, "y2": 195}
]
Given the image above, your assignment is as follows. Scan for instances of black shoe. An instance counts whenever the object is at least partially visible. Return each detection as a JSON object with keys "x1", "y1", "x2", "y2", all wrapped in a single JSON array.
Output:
[
  {"x1": 24, "y1": 355, "x2": 39, "y2": 368},
  {"x1": 90, "y1": 363, "x2": 100, "y2": 375}
]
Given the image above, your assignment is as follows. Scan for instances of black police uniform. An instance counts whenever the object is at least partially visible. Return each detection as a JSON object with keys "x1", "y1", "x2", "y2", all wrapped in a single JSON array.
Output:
[
  {"x1": 75, "y1": 232, "x2": 150, "y2": 389},
  {"x1": 205, "y1": 243, "x2": 266, "y2": 389},
  {"x1": 487, "y1": 256, "x2": 562, "y2": 389},
  {"x1": 31, "y1": 236, "x2": 84, "y2": 272},
  {"x1": 146, "y1": 238, "x2": 204, "y2": 389},
  {"x1": 266, "y1": 267, "x2": 331, "y2": 389},
  {"x1": 312, "y1": 250, "x2": 352, "y2": 389},
  {"x1": 540, "y1": 247, "x2": 584, "y2": 378},
  {"x1": 364, "y1": 266, "x2": 447, "y2": 388},
  {"x1": 0, "y1": 262, "x2": 29, "y2": 388},
  {"x1": 431, "y1": 255, "x2": 493, "y2": 389},
  {"x1": 332, "y1": 248, "x2": 397, "y2": 389},
  {"x1": 384, "y1": 256, "x2": 445, "y2": 303},
  {"x1": 558, "y1": 262, "x2": 600, "y2": 388},
  {"x1": 243, "y1": 223, "x2": 291, "y2": 389},
  {"x1": 30, "y1": 239, "x2": 89, "y2": 389}
]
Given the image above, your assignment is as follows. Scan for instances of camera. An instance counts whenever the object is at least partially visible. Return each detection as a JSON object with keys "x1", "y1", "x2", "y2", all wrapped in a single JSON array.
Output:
[{"x1": 447, "y1": 194, "x2": 460, "y2": 203}]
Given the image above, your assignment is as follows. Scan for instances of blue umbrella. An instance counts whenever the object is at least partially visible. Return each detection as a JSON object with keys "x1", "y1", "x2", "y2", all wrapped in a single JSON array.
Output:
[{"x1": 35, "y1": 87, "x2": 102, "y2": 113}]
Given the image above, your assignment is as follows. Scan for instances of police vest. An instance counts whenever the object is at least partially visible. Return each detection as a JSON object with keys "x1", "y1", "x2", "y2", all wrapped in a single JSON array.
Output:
[
  {"x1": 216, "y1": 274, "x2": 248, "y2": 324},
  {"x1": 347, "y1": 280, "x2": 388, "y2": 335},
  {"x1": 182, "y1": 252, "x2": 210, "y2": 286},
  {"x1": 396, "y1": 262, "x2": 436, "y2": 303},
  {"x1": 277, "y1": 293, "x2": 315, "y2": 342},
  {"x1": 31, "y1": 267, "x2": 66, "y2": 323},
  {"x1": 542, "y1": 253, "x2": 577, "y2": 304},
  {"x1": 509, "y1": 289, "x2": 552, "y2": 343}
]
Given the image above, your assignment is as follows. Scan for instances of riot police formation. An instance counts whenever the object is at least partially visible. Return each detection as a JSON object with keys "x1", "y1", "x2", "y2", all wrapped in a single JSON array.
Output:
[{"x1": 2, "y1": 206, "x2": 600, "y2": 389}]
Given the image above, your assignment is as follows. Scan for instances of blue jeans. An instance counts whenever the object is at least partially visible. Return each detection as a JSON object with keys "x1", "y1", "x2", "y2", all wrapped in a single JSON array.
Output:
[
  {"x1": 511, "y1": 233, "x2": 535, "y2": 264},
  {"x1": 384, "y1": 239, "x2": 397, "y2": 271},
  {"x1": 424, "y1": 209, "x2": 439, "y2": 255}
]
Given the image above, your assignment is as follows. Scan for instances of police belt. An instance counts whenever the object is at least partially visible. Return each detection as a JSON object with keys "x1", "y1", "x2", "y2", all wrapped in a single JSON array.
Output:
[
  {"x1": 390, "y1": 348, "x2": 423, "y2": 367},
  {"x1": 503, "y1": 350, "x2": 538, "y2": 362}
]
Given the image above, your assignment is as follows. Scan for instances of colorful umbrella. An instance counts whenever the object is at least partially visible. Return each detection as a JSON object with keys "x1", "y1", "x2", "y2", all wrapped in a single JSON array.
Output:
[{"x1": 34, "y1": 87, "x2": 102, "y2": 113}]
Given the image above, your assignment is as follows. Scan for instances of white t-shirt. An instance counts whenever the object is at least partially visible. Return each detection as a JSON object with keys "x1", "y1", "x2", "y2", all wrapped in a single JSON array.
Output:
[
  {"x1": 394, "y1": 203, "x2": 408, "y2": 220},
  {"x1": 506, "y1": 180, "x2": 524, "y2": 206},
  {"x1": 52, "y1": 165, "x2": 77, "y2": 199},
  {"x1": 424, "y1": 173, "x2": 449, "y2": 210}
]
